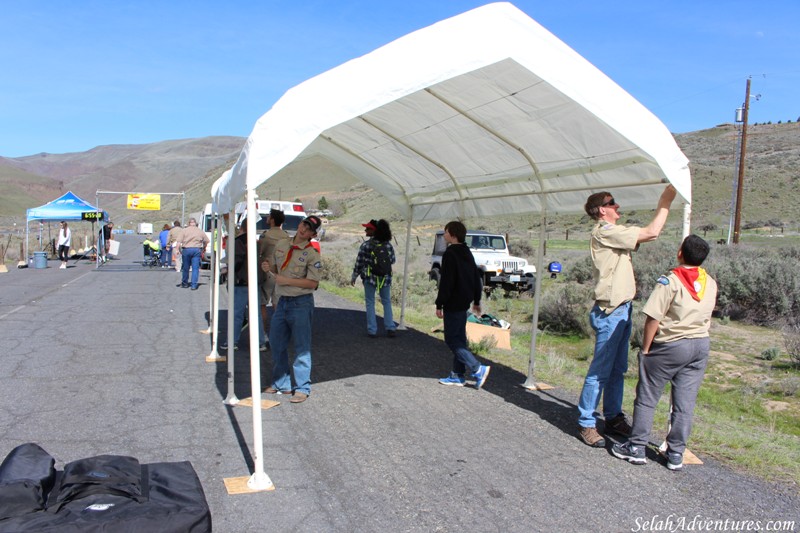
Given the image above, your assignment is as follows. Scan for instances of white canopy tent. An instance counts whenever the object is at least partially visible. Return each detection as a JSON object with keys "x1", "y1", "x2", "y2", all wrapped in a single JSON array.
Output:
[{"x1": 212, "y1": 2, "x2": 691, "y2": 490}]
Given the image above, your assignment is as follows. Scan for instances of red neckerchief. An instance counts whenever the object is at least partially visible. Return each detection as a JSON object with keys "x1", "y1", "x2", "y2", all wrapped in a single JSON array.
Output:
[
  {"x1": 280, "y1": 241, "x2": 314, "y2": 272},
  {"x1": 671, "y1": 266, "x2": 708, "y2": 301}
]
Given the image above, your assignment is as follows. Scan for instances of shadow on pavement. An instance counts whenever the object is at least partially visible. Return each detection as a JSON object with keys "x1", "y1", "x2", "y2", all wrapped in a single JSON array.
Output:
[{"x1": 211, "y1": 302, "x2": 578, "y2": 441}]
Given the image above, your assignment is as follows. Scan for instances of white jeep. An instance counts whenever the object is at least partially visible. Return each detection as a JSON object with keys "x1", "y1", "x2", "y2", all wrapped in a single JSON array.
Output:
[{"x1": 429, "y1": 230, "x2": 535, "y2": 295}]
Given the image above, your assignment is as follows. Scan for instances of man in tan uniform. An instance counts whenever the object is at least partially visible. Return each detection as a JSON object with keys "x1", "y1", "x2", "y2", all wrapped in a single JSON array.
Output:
[
  {"x1": 612, "y1": 235, "x2": 717, "y2": 470},
  {"x1": 258, "y1": 209, "x2": 290, "y2": 334},
  {"x1": 260, "y1": 215, "x2": 323, "y2": 404},
  {"x1": 578, "y1": 185, "x2": 677, "y2": 448}
]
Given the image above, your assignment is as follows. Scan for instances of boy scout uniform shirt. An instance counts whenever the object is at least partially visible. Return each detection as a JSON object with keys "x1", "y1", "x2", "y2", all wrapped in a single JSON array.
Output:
[
  {"x1": 273, "y1": 239, "x2": 322, "y2": 298},
  {"x1": 590, "y1": 221, "x2": 640, "y2": 311},
  {"x1": 642, "y1": 269, "x2": 718, "y2": 344},
  {"x1": 260, "y1": 227, "x2": 290, "y2": 263}
]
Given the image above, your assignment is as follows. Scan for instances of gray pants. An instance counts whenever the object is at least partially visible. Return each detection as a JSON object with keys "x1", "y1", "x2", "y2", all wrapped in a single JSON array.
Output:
[{"x1": 629, "y1": 337, "x2": 710, "y2": 454}]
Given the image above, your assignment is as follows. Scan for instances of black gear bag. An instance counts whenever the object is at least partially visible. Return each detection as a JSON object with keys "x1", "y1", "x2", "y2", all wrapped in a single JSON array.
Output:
[{"x1": 0, "y1": 443, "x2": 211, "y2": 532}]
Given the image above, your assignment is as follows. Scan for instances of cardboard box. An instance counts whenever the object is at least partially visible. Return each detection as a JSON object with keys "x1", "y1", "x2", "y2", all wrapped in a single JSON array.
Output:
[{"x1": 466, "y1": 321, "x2": 511, "y2": 350}]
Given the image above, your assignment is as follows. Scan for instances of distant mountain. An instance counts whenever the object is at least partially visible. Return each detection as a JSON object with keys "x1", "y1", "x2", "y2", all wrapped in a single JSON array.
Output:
[
  {"x1": 1, "y1": 123, "x2": 798, "y2": 230},
  {"x1": 0, "y1": 136, "x2": 244, "y2": 219}
]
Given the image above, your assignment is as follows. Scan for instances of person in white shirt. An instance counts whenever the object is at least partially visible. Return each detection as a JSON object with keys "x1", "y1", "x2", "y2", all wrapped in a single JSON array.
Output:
[{"x1": 57, "y1": 221, "x2": 72, "y2": 269}]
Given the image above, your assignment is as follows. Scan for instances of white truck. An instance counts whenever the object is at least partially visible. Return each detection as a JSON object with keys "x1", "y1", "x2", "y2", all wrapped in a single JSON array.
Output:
[
  {"x1": 429, "y1": 230, "x2": 535, "y2": 295},
  {"x1": 234, "y1": 199, "x2": 307, "y2": 236}
]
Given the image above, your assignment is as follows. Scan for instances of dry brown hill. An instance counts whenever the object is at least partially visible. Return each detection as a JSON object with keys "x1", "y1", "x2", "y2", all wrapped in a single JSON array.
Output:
[{"x1": 1, "y1": 123, "x2": 798, "y2": 231}]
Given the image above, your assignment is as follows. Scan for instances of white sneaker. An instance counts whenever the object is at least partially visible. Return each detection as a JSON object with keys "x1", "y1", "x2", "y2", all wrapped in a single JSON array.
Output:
[{"x1": 59, "y1": 264, "x2": 66, "y2": 269}]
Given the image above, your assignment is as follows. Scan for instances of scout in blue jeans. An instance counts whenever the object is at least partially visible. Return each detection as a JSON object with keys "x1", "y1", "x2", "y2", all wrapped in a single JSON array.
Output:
[
  {"x1": 260, "y1": 216, "x2": 323, "y2": 404},
  {"x1": 577, "y1": 186, "x2": 676, "y2": 448}
]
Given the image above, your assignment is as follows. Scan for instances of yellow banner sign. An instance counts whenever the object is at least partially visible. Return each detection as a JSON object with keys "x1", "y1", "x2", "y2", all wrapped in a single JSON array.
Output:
[{"x1": 127, "y1": 194, "x2": 161, "y2": 210}]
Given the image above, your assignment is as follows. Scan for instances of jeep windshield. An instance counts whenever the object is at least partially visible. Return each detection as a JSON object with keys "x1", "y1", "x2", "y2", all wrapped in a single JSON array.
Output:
[{"x1": 468, "y1": 235, "x2": 506, "y2": 251}]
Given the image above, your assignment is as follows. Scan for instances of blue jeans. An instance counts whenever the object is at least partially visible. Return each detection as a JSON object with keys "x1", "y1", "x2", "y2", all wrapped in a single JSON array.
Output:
[
  {"x1": 162, "y1": 247, "x2": 172, "y2": 267},
  {"x1": 270, "y1": 294, "x2": 314, "y2": 395},
  {"x1": 181, "y1": 248, "x2": 202, "y2": 288},
  {"x1": 578, "y1": 302, "x2": 632, "y2": 428},
  {"x1": 364, "y1": 281, "x2": 394, "y2": 335},
  {"x1": 443, "y1": 310, "x2": 480, "y2": 376},
  {"x1": 228, "y1": 285, "x2": 265, "y2": 346}
]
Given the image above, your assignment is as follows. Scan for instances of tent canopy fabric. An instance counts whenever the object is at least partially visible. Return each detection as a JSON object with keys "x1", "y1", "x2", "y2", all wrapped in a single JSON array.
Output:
[
  {"x1": 215, "y1": 1, "x2": 690, "y2": 220},
  {"x1": 26, "y1": 191, "x2": 105, "y2": 222}
]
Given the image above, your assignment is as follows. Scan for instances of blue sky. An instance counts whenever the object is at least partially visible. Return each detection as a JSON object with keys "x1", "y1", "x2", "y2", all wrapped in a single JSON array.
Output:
[{"x1": 2, "y1": 1, "x2": 798, "y2": 157}]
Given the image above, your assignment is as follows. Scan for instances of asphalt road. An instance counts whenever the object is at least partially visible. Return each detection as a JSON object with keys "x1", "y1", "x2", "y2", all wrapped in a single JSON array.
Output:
[{"x1": 1, "y1": 234, "x2": 798, "y2": 532}]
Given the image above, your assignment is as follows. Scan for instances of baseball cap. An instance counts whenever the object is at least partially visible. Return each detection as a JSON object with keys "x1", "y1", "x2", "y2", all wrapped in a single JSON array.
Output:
[
  {"x1": 362, "y1": 220, "x2": 377, "y2": 231},
  {"x1": 302, "y1": 215, "x2": 322, "y2": 233}
]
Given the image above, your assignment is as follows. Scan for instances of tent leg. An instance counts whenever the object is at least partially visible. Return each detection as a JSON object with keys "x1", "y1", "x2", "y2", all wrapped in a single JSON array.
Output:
[
  {"x1": 682, "y1": 202, "x2": 691, "y2": 239},
  {"x1": 397, "y1": 217, "x2": 413, "y2": 330},
  {"x1": 207, "y1": 212, "x2": 227, "y2": 362},
  {"x1": 223, "y1": 208, "x2": 238, "y2": 405},
  {"x1": 244, "y1": 189, "x2": 270, "y2": 484},
  {"x1": 522, "y1": 210, "x2": 552, "y2": 391}
]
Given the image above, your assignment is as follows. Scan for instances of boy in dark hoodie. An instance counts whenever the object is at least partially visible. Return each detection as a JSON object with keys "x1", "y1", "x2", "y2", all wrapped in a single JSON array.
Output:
[{"x1": 435, "y1": 220, "x2": 491, "y2": 389}]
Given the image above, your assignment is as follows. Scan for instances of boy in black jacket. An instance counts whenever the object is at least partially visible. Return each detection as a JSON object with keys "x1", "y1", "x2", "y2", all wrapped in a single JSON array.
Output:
[{"x1": 435, "y1": 221, "x2": 491, "y2": 389}]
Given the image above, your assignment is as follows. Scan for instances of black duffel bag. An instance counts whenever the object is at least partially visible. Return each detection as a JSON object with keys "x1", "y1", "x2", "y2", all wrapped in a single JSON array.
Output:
[{"x1": 0, "y1": 445, "x2": 211, "y2": 533}]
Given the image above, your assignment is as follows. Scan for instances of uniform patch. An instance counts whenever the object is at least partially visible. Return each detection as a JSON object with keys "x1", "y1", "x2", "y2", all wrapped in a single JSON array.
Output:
[
  {"x1": 656, "y1": 275, "x2": 670, "y2": 285},
  {"x1": 313, "y1": 261, "x2": 322, "y2": 269}
]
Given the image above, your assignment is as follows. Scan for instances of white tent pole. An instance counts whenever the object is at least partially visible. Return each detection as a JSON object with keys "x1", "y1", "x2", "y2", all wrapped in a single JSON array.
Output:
[
  {"x1": 24, "y1": 221, "x2": 29, "y2": 265},
  {"x1": 207, "y1": 211, "x2": 224, "y2": 357},
  {"x1": 223, "y1": 208, "x2": 239, "y2": 405},
  {"x1": 397, "y1": 217, "x2": 413, "y2": 330},
  {"x1": 245, "y1": 188, "x2": 273, "y2": 491},
  {"x1": 204, "y1": 213, "x2": 216, "y2": 335},
  {"x1": 95, "y1": 193, "x2": 102, "y2": 269},
  {"x1": 682, "y1": 202, "x2": 691, "y2": 238},
  {"x1": 523, "y1": 205, "x2": 548, "y2": 389}
]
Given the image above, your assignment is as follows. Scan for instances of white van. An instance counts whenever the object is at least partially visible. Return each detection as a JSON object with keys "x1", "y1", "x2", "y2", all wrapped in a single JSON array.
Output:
[
  {"x1": 199, "y1": 203, "x2": 226, "y2": 262},
  {"x1": 234, "y1": 200, "x2": 307, "y2": 236}
]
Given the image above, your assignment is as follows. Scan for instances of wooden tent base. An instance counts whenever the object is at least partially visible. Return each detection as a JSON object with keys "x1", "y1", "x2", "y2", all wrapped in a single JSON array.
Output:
[
  {"x1": 235, "y1": 398, "x2": 280, "y2": 409},
  {"x1": 521, "y1": 382, "x2": 554, "y2": 391},
  {"x1": 223, "y1": 475, "x2": 275, "y2": 494}
]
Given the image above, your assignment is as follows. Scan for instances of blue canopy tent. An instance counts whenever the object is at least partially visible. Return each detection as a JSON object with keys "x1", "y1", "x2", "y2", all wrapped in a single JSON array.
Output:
[{"x1": 25, "y1": 191, "x2": 107, "y2": 260}]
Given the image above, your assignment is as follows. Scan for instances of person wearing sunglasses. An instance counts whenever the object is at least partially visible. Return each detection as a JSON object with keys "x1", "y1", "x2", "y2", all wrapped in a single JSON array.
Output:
[{"x1": 577, "y1": 185, "x2": 677, "y2": 449}]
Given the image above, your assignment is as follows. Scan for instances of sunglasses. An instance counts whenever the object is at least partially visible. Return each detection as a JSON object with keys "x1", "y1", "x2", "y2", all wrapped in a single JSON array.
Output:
[{"x1": 602, "y1": 198, "x2": 618, "y2": 207}]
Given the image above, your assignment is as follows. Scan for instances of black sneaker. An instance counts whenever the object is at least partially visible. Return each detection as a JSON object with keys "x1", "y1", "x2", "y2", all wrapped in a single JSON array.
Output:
[
  {"x1": 666, "y1": 450, "x2": 683, "y2": 471},
  {"x1": 611, "y1": 441, "x2": 647, "y2": 465},
  {"x1": 605, "y1": 413, "x2": 632, "y2": 437}
]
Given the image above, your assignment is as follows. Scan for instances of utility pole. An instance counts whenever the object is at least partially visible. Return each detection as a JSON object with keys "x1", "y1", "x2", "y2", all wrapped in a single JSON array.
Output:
[{"x1": 732, "y1": 78, "x2": 751, "y2": 244}]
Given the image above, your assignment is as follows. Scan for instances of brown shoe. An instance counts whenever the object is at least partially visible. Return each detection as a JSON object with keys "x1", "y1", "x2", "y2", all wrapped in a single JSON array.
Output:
[
  {"x1": 605, "y1": 414, "x2": 632, "y2": 437},
  {"x1": 579, "y1": 426, "x2": 606, "y2": 448},
  {"x1": 290, "y1": 392, "x2": 308, "y2": 404},
  {"x1": 263, "y1": 386, "x2": 291, "y2": 395}
]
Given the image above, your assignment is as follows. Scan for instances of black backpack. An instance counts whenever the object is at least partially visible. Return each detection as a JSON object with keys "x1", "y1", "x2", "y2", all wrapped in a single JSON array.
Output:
[{"x1": 369, "y1": 241, "x2": 392, "y2": 277}]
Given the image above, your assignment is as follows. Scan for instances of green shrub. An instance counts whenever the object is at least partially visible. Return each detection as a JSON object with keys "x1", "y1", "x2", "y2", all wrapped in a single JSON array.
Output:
[
  {"x1": 709, "y1": 245, "x2": 800, "y2": 325},
  {"x1": 564, "y1": 255, "x2": 593, "y2": 284},
  {"x1": 784, "y1": 323, "x2": 800, "y2": 367},
  {"x1": 320, "y1": 255, "x2": 351, "y2": 286},
  {"x1": 537, "y1": 283, "x2": 593, "y2": 336},
  {"x1": 761, "y1": 347, "x2": 781, "y2": 361},
  {"x1": 469, "y1": 335, "x2": 497, "y2": 355}
]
